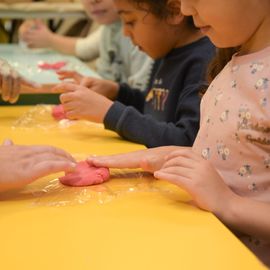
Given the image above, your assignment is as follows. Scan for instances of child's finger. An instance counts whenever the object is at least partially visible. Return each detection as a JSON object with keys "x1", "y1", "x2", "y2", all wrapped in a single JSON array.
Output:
[
  {"x1": 161, "y1": 156, "x2": 195, "y2": 170},
  {"x1": 9, "y1": 71, "x2": 20, "y2": 103},
  {"x1": 140, "y1": 156, "x2": 164, "y2": 172},
  {"x1": 1, "y1": 75, "x2": 12, "y2": 102},
  {"x1": 65, "y1": 110, "x2": 79, "y2": 120},
  {"x1": 88, "y1": 154, "x2": 140, "y2": 169},
  {"x1": 80, "y1": 77, "x2": 94, "y2": 87},
  {"x1": 57, "y1": 70, "x2": 81, "y2": 82},
  {"x1": 165, "y1": 148, "x2": 200, "y2": 162},
  {"x1": 52, "y1": 82, "x2": 78, "y2": 93},
  {"x1": 60, "y1": 92, "x2": 75, "y2": 104},
  {"x1": 154, "y1": 169, "x2": 190, "y2": 189}
]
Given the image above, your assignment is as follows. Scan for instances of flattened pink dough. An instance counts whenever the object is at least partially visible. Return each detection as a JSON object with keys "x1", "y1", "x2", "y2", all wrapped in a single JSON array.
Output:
[
  {"x1": 59, "y1": 161, "x2": 110, "y2": 187},
  {"x1": 38, "y1": 61, "x2": 66, "y2": 70},
  {"x1": 52, "y1": 104, "x2": 67, "y2": 120}
]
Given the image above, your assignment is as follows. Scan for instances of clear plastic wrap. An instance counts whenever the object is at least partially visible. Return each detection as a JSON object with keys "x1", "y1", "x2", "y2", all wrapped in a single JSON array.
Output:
[
  {"x1": 11, "y1": 105, "x2": 103, "y2": 130},
  {"x1": 0, "y1": 155, "x2": 183, "y2": 207},
  {"x1": 8, "y1": 108, "x2": 187, "y2": 207},
  {"x1": 28, "y1": 168, "x2": 180, "y2": 207}
]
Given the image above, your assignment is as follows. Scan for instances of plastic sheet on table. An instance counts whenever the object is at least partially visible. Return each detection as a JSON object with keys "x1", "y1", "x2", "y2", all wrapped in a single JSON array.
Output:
[
  {"x1": 30, "y1": 168, "x2": 183, "y2": 207},
  {"x1": 11, "y1": 105, "x2": 103, "y2": 130},
  {"x1": 0, "y1": 153, "x2": 187, "y2": 207},
  {"x1": 0, "y1": 169, "x2": 184, "y2": 207},
  {"x1": 28, "y1": 154, "x2": 187, "y2": 207}
]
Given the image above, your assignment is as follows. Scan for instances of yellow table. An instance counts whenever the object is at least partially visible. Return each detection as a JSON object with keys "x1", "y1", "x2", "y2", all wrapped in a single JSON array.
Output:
[{"x1": 0, "y1": 106, "x2": 266, "y2": 270}]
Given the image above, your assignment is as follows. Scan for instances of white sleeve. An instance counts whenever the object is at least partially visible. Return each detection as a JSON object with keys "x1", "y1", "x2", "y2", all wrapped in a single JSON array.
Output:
[
  {"x1": 75, "y1": 26, "x2": 103, "y2": 61},
  {"x1": 128, "y1": 46, "x2": 154, "y2": 91}
]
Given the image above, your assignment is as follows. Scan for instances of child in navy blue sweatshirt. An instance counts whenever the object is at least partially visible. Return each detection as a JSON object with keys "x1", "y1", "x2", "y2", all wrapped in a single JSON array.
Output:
[{"x1": 54, "y1": 0, "x2": 215, "y2": 148}]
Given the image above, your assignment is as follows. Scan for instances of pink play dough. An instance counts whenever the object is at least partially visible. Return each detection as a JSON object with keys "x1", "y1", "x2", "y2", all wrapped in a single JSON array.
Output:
[
  {"x1": 38, "y1": 61, "x2": 66, "y2": 70},
  {"x1": 59, "y1": 161, "x2": 110, "y2": 187},
  {"x1": 52, "y1": 104, "x2": 67, "y2": 120}
]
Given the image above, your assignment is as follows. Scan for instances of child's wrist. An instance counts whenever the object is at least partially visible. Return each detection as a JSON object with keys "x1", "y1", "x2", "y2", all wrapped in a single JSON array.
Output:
[
  {"x1": 48, "y1": 33, "x2": 58, "y2": 49},
  {"x1": 110, "y1": 82, "x2": 120, "y2": 100},
  {"x1": 214, "y1": 191, "x2": 242, "y2": 225},
  {"x1": 100, "y1": 99, "x2": 114, "y2": 123}
]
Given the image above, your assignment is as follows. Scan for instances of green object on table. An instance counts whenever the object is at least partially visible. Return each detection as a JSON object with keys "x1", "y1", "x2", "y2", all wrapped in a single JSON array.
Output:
[{"x1": 0, "y1": 94, "x2": 60, "y2": 106}]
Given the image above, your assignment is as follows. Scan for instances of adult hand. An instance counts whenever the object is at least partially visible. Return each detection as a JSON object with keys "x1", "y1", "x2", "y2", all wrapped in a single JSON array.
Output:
[
  {"x1": 0, "y1": 59, "x2": 38, "y2": 103},
  {"x1": 0, "y1": 144, "x2": 76, "y2": 192}
]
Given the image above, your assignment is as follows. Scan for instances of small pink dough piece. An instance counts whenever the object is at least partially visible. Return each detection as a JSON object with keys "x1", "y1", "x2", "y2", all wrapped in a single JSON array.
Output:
[
  {"x1": 59, "y1": 161, "x2": 110, "y2": 187},
  {"x1": 38, "y1": 61, "x2": 66, "y2": 70},
  {"x1": 52, "y1": 104, "x2": 67, "y2": 120}
]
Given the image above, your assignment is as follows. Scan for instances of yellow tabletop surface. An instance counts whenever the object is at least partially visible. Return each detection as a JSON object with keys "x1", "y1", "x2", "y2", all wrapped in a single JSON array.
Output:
[{"x1": 0, "y1": 106, "x2": 266, "y2": 270}]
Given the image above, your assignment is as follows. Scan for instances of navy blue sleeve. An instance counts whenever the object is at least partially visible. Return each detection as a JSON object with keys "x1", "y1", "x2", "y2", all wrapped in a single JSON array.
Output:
[
  {"x1": 116, "y1": 83, "x2": 145, "y2": 113},
  {"x1": 103, "y1": 39, "x2": 213, "y2": 148},
  {"x1": 104, "y1": 81, "x2": 201, "y2": 148}
]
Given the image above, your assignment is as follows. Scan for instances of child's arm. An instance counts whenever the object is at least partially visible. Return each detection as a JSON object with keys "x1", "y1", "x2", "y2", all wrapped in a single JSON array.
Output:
[
  {"x1": 220, "y1": 194, "x2": 270, "y2": 242},
  {"x1": 100, "y1": 63, "x2": 202, "y2": 147},
  {"x1": 56, "y1": 74, "x2": 120, "y2": 100},
  {"x1": 154, "y1": 148, "x2": 270, "y2": 241},
  {"x1": 53, "y1": 78, "x2": 198, "y2": 148},
  {"x1": 53, "y1": 81, "x2": 199, "y2": 147},
  {"x1": 0, "y1": 143, "x2": 76, "y2": 192},
  {"x1": 102, "y1": 92, "x2": 199, "y2": 148},
  {"x1": 89, "y1": 146, "x2": 180, "y2": 172},
  {"x1": 57, "y1": 72, "x2": 146, "y2": 111},
  {"x1": 75, "y1": 27, "x2": 102, "y2": 61},
  {"x1": 20, "y1": 20, "x2": 77, "y2": 54}
]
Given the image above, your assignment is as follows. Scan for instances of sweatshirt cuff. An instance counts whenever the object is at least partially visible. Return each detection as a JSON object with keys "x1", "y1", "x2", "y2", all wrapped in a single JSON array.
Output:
[
  {"x1": 116, "y1": 83, "x2": 131, "y2": 101},
  {"x1": 104, "y1": 101, "x2": 126, "y2": 131}
]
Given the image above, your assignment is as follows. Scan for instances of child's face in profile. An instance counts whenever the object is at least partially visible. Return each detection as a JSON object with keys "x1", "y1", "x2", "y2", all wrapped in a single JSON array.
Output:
[
  {"x1": 114, "y1": 0, "x2": 182, "y2": 59},
  {"x1": 180, "y1": 0, "x2": 270, "y2": 49},
  {"x1": 81, "y1": 0, "x2": 119, "y2": 24}
]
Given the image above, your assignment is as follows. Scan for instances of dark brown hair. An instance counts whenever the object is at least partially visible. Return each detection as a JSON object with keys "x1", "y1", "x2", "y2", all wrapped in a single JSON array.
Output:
[
  {"x1": 128, "y1": 0, "x2": 196, "y2": 28},
  {"x1": 197, "y1": 47, "x2": 240, "y2": 96},
  {"x1": 128, "y1": 0, "x2": 174, "y2": 19},
  {"x1": 207, "y1": 47, "x2": 240, "y2": 82}
]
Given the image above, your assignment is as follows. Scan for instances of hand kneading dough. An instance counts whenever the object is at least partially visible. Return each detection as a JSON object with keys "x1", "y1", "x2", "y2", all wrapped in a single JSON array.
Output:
[
  {"x1": 52, "y1": 104, "x2": 67, "y2": 120},
  {"x1": 59, "y1": 161, "x2": 110, "y2": 187}
]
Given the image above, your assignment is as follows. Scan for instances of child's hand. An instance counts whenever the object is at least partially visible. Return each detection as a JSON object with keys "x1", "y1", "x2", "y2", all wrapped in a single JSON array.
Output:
[
  {"x1": 154, "y1": 148, "x2": 235, "y2": 213},
  {"x1": 0, "y1": 144, "x2": 76, "y2": 192},
  {"x1": 20, "y1": 20, "x2": 53, "y2": 49},
  {"x1": 57, "y1": 70, "x2": 84, "y2": 84},
  {"x1": 0, "y1": 59, "x2": 39, "y2": 103},
  {"x1": 57, "y1": 71, "x2": 119, "y2": 100},
  {"x1": 53, "y1": 82, "x2": 113, "y2": 122},
  {"x1": 89, "y1": 146, "x2": 180, "y2": 172}
]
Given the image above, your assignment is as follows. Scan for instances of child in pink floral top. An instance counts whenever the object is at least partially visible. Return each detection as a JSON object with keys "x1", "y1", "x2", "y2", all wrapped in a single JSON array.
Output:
[
  {"x1": 194, "y1": 46, "x2": 270, "y2": 202},
  {"x1": 89, "y1": 0, "x2": 270, "y2": 266},
  {"x1": 191, "y1": 46, "x2": 270, "y2": 267}
]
